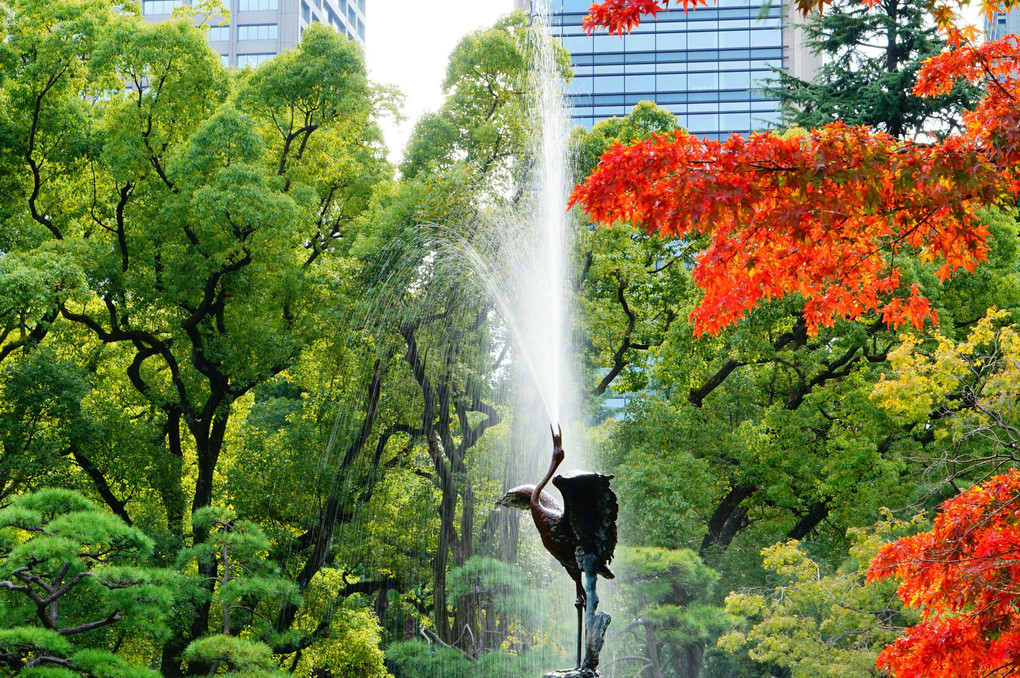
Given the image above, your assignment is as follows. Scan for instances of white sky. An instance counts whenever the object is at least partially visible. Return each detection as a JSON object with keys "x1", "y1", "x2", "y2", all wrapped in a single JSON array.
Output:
[{"x1": 365, "y1": 0, "x2": 517, "y2": 165}]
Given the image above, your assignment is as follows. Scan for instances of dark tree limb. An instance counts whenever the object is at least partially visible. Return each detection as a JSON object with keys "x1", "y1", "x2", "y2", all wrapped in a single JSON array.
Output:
[
  {"x1": 592, "y1": 277, "x2": 676, "y2": 397},
  {"x1": 57, "y1": 610, "x2": 122, "y2": 636},
  {"x1": 67, "y1": 446, "x2": 132, "y2": 526},
  {"x1": 274, "y1": 358, "x2": 387, "y2": 633},
  {"x1": 689, "y1": 316, "x2": 805, "y2": 408},
  {"x1": 786, "y1": 500, "x2": 831, "y2": 541},
  {"x1": 0, "y1": 308, "x2": 58, "y2": 364},
  {"x1": 700, "y1": 483, "x2": 757, "y2": 558}
]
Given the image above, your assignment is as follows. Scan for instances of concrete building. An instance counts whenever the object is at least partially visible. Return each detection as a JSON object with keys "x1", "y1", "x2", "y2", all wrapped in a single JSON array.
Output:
[
  {"x1": 516, "y1": 0, "x2": 819, "y2": 138},
  {"x1": 141, "y1": 0, "x2": 365, "y2": 67}
]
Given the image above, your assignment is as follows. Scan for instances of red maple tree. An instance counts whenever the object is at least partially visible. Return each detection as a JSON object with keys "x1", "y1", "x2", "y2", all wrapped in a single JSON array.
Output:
[
  {"x1": 867, "y1": 470, "x2": 1020, "y2": 678},
  {"x1": 572, "y1": 0, "x2": 1020, "y2": 336}
]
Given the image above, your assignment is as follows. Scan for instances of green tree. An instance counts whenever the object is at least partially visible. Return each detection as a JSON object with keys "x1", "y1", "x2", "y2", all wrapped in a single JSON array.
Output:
[
  {"x1": 0, "y1": 489, "x2": 183, "y2": 676},
  {"x1": 285, "y1": 569, "x2": 391, "y2": 678},
  {"x1": 176, "y1": 506, "x2": 297, "y2": 652},
  {"x1": 871, "y1": 307, "x2": 1020, "y2": 488},
  {"x1": 718, "y1": 523, "x2": 917, "y2": 678},
  {"x1": 1, "y1": 0, "x2": 393, "y2": 669},
  {"x1": 570, "y1": 102, "x2": 689, "y2": 401},
  {"x1": 605, "y1": 547, "x2": 728, "y2": 678}
]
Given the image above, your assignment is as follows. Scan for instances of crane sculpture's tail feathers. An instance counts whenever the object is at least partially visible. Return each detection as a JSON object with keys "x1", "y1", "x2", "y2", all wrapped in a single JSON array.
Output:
[{"x1": 552, "y1": 471, "x2": 618, "y2": 571}]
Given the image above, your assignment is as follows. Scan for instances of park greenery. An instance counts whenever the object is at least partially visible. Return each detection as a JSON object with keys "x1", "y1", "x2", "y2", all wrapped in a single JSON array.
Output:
[{"x1": 3, "y1": 0, "x2": 1020, "y2": 675}]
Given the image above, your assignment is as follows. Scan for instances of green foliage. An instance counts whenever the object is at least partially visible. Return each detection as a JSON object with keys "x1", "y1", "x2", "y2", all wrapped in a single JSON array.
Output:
[
  {"x1": 177, "y1": 505, "x2": 298, "y2": 644},
  {"x1": 291, "y1": 603, "x2": 391, "y2": 678},
  {"x1": 385, "y1": 639, "x2": 557, "y2": 678},
  {"x1": 0, "y1": 626, "x2": 161, "y2": 678},
  {"x1": 385, "y1": 640, "x2": 472, "y2": 678},
  {"x1": 604, "y1": 401, "x2": 717, "y2": 547},
  {"x1": 0, "y1": 489, "x2": 182, "y2": 676},
  {"x1": 718, "y1": 524, "x2": 917, "y2": 678},
  {"x1": 1, "y1": 0, "x2": 1015, "y2": 675},
  {"x1": 603, "y1": 547, "x2": 728, "y2": 678},
  {"x1": 447, "y1": 557, "x2": 538, "y2": 634},
  {"x1": 400, "y1": 11, "x2": 569, "y2": 194},
  {"x1": 871, "y1": 307, "x2": 1020, "y2": 485},
  {"x1": 571, "y1": 100, "x2": 681, "y2": 181},
  {"x1": 570, "y1": 102, "x2": 693, "y2": 402},
  {"x1": 181, "y1": 635, "x2": 286, "y2": 678},
  {"x1": 765, "y1": 0, "x2": 978, "y2": 138},
  {"x1": 1, "y1": 0, "x2": 392, "y2": 667},
  {"x1": 570, "y1": 80, "x2": 1019, "y2": 678}
]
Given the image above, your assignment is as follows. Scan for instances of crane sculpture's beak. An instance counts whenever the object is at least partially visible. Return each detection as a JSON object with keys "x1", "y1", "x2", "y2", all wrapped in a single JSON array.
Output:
[
  {"x1": 550, "y1": 424, "x2": 563, "y2": 450},
  {"x1": 550, "y1": 424, "x2": 565, "y2": 466}
]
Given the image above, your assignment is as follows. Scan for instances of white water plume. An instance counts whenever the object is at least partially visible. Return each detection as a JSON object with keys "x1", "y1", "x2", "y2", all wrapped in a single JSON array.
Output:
[{"x1": 519, "y1": 0, "x2": 573, "y2": 430}]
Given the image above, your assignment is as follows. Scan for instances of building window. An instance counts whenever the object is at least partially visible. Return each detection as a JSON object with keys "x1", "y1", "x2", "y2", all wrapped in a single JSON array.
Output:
[
  {"x1": 208, "y1": 25, "x2": 230, "y2": 41},
  {"x1": 720, "y1": 30, "x2": 750, "y2": 48},
  {"x1": 357, "y1": 17, "x2": 364, "y2": 38},
  {"x1": 220, "y1": 54, "x2": 230, "y2": 66},
  {"x1": 720, "y1": 112, "x2": 751, "y2": 130},
  {"x1": 624, "y1": 33, "x2": 654, "y2": 50},
  {"x1": 658, "y1": 73, "x2": 687, "y2": 91},
  {"x1": 238, "y1": 0, "x2": 277, "y2": 10},
  {"x1": 689, "y1": 72, "x2": 719, "y2": 90},
  {"x1": 237, "y1": 53, "x2": 275, "y2": 67},
  {"x1": 593, "y1": 75, "x2": 624, "y2": 93},
  {"x1": 688, "y1": 31, "x2": 719, "y2": 49},
  {"x1": 325, "y1": 6, "x2": 337, "y2": 25},
  {"x1": 688, "y1": 114, "x2": 719, "y2": 132},
  {"x1": 625, "y1": 74, "x2": 655, "y2": 92},
  {"x1": 720, "y1": 70, "x2": 750, "y2": 89},
  {"x1": 238, "y1": 24, "x2": 277, "y2": 40},
  {"x1": 302, "y1": 1, "x2": 311, "y2": 22},
  {"x1": 749, "y1": 28, "x2": 782, "y2": 46},
  {"x1": 566, "y1": 76, "x2": 593, "y2": 94},
  {"x1": 357, "y1": 0, "x2": 364, "y2": 11},
  {"x1": 142, "y1": 0, "x2": 183, "y2": 15}
]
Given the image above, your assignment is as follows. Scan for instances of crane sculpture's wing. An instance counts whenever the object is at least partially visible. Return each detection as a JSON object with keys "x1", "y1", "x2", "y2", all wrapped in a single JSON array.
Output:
[{"x1": 552, "y1": 471, "x2": 618, "y2": 577}]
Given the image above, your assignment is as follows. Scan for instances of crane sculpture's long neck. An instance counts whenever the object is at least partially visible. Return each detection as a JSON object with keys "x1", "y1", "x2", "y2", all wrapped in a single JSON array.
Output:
[{"x1": 532, "y1": 448, "x2": 563, "y2": 507}]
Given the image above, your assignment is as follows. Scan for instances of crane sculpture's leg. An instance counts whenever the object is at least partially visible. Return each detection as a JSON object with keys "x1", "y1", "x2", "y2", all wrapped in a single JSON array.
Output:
[
  {"x1": 582, "y1": 556, "x2": 598, "y2": 631},
  {"x1": 579, "y1": 554, "x2": 611, "y2": 674},
  {"x1": 574, "y1": 582, "x2": 585, "y2": 669}
]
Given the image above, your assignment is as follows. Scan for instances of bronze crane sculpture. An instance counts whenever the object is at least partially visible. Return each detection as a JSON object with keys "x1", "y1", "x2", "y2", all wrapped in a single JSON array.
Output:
[{"x1": 496, "y1": 426, "x2": 618, "y2": 672}]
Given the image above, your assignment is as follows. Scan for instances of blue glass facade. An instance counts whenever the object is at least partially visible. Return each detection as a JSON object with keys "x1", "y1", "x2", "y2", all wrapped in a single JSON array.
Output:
[
  {"x1": 539, "y1": 0, "x2": 802, "y2": 138},
  {"x1": 986, "y1": 9, "x2": 1020, "y2": 41}
]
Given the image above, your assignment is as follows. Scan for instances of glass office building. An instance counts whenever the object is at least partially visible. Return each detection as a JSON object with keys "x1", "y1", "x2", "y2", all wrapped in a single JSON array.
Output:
[
  {"x1": 518, "y1": 0, "x2": 818, "y2": 138},
  {"x1": 986, "y1": 9, "x2": 1020, "y2": 40},
  {"x1": 142, "y1": 0, "x2": 365, "y2": 68}
]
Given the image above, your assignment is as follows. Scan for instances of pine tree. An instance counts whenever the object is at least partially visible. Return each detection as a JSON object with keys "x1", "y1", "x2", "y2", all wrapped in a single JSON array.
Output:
[{"x1": 765, "y1": 0, "x2": 978, "y2": 139}]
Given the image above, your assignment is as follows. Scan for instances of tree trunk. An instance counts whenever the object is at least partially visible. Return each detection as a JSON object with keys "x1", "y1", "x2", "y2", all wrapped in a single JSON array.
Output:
[
  {"x1": 433, "y1": 456, "x2": 457, "y2": 641},
  {"x1": 191, "y1": 406, "x2": 229, "y2": 515},
  {"x1": 160, "y1": 407, "x2": 186, "y2": 539},
  {"x1": 670, "y1": 640, "x2": 705, "y2": 678},
  {"x1": 643, "y1": 621, "x2": 665, "y2": 678}
]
